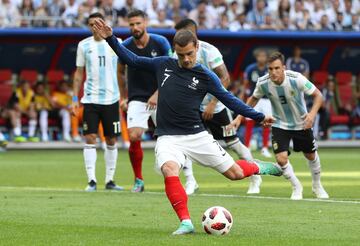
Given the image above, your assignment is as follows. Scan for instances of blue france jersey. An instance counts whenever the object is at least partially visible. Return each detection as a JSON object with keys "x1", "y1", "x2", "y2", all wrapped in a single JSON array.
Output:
[
  {"x1": 243, "y1": 63, "x2": 267, "y2": 97},
  {"x1": 285, "y1": 57, "x2": 310, "y2": 75},
  {"x1": 106, "y1": 35, "x2": 265, "y2": 136},
  {"x1": 76, "y1": 36, "x2": 121, "y2": 105},
  {"x1": 120, "y1": 34, "x2": 172, "y2": 103}
]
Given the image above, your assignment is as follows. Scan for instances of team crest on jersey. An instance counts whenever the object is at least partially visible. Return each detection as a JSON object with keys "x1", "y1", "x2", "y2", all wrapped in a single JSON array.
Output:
[
  {"x1": 151, "y1": 50, "x2": 158, "y2": 57},
  {"x1": 188, "y1": 77, "x2": 199, "y2": 90},
  {"x1": 290, "y1": 90, "x2": 295, "y2": 96}
]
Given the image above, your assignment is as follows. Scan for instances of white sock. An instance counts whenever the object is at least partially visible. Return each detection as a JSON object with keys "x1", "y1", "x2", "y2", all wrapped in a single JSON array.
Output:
[
  {"x1": 14, "y1": 118, "x2": 21, "y2": 136},
  {"x1": 84, "y1": 144, "x2": 97, "y2": 183},
  {"x1": 227, "y1": 138, "x2": 253, "y2": 160},
  {"x1": 281, "y1": 161, "x2": 302, "y2": 189},
  {"x1": 0, "y1": 132, "x2": 5, "y2": 141},
  {"x1": 307, "y1": 152, "x2": 321, "y2": 187},
  {"x1": 40, "y1": 110, "x2": 49, "y2": 141},
  {"x1": 60, "y1": 109, "x2": 71, "y2": 139},
  {"x1": 28, "y1": 119, "x2": 37, "y2": 137},
  {"x1": 105, "y1": 144, "x2": 118, "y2": 184},
  {"x1": 183, "y1": 158, "x2": 196, "y2": 183}
]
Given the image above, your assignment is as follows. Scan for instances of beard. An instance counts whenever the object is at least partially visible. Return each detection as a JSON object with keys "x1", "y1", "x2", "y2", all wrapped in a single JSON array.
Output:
[{"x1": 132, "y1": 30, "x2": 144, "y2": 40}]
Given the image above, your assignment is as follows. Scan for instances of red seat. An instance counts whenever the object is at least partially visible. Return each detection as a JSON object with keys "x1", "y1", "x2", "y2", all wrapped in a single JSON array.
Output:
[
  {"x1": 0, "y1": 69, "x2": 12, "y2": 82},
  {"x1": 19, "y1": 69, "x2": 38, "y2": 85},
  {"x1": 338, "y1": 84, "x2": 354, "y2": 107},
  {"x1": 0, "y1": 81, "x2": 13, "y2": 107},
  {"x1": 312, "y1": 71, "x2": 328, "y2": 88},
  {"x1": 335, "y1": 71, "x2": 352, "y2": 85},
  {"x1": 330, "y1": 114, "x2": 350, "y2": 125},
  {"x1": 46, "y1": 69, "x2": 64, "y2": 84}
]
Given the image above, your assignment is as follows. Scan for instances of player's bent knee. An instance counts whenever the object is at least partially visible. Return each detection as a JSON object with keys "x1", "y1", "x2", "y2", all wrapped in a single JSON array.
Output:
[
  {"x1": 222, "y1": 165, "x2": 244, "y2": 180},
  {"x1": 128, "y1": 129, "x2": 143, "y2": 142},
  {"x1": 161, "y1": 162, "x2": 180, "y2": 177}
]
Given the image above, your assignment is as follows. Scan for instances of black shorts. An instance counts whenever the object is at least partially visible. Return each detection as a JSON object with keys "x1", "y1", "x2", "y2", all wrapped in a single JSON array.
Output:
[
  {"x1": 271, "y1": 127, "x2": 317, "y2": 154},
  {"x1": 202, "y1": 108, "x2": 236, "y2": 141},
  {"x1": 83, "y1": 102, "x2": 120, "y2": 137}
]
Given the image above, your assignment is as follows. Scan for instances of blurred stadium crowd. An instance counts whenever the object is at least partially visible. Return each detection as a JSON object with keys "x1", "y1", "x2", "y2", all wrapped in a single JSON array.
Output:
[{"x1": 0, "y1": 0, "x2": 359, "y2": 31}]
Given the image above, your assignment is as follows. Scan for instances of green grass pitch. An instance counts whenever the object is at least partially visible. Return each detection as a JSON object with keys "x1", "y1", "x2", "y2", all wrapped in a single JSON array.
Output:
[{"x1": 0, "y1": 148, "x2": 359, "y2": 245}]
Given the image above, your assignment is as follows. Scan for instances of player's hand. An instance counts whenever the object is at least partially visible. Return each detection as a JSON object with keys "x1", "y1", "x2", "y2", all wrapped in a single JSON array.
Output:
[
  {"x1": 93, "y1": 19, "x2": 113, "y2": 39},
  {"x1": 261, "y1": 115, "x2": 275, "y2": 128},
  {"x1": 70, "y1": 101, "x2": 79, "y2": 116},
  {"x1": 146, "y1": 92, "x2": 158, "y2": 111},
  {"x1": 226, "y1": 115, "x2": 242, "y2": 131},
  {"x1": 303, "y1": 113, "x2": 315, "y2": 129},
  {"x1": 202, "y1": 102, "x2": 216, "y2": 121},
  {"x1": 120, "y1": 98, "x2": 128, "y2": 112}
]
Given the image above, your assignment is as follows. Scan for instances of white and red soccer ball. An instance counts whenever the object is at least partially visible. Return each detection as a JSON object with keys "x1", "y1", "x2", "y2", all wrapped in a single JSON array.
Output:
[{"x1": 202, "y1": 206, "x2": 233, "y2": 235}]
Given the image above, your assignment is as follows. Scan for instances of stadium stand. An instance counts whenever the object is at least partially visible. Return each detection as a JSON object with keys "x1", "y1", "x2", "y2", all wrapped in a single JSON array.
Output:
[
  {"x1": 0, "y1": 0, "x2": 359, "y2": 145},
  {"x1": 19, "y1": 69, "x2": 38, "y2": 85},
  {"x1": 46, "y1": 69, "x2": 65, "y2": 91},
  {"x1": 312, "y1": 70, "x2": 329, "y2": 88}
]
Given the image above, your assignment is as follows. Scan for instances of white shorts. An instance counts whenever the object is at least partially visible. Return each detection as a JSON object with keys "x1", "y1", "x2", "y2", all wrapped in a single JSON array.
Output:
[
  {"x1": 155, "y1": 131, "x2": 234, "y2": 174},
  {"x1": 127, "y1": 101, "x2": 157, "y2": 129}
]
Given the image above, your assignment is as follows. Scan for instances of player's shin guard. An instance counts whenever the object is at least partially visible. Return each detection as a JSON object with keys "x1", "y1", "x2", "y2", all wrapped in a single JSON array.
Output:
[
  {"x1": 307, "y1": 152, "x2": 321, "y2": 185},
  {"x1": 227, "y1": 138, "x2": 253, "y2": 160},
  {"x1": 235, "y1": 160, "x2": 260, "y2": 177},
  {"x1": 129, "y1": 141, "x2": 143, "y2": 180},
  {"x1": 84, "y1": 144, "x2": 97, "y2": 182},
  {"x1": 105, "y1": 144, "x2": 118, "y2": 183},
  {"x1": 281, "y1": 161, "x2": 302, "y2": 188},
  {"x1": 165, "y1": 176, "x2": 190, "y2": 221}
]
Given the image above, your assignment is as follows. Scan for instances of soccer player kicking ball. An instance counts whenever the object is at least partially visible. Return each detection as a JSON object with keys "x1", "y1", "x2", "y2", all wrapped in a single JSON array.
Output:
[{"x1": 93, "y1": 19, "x2": 282, "y2": 235}]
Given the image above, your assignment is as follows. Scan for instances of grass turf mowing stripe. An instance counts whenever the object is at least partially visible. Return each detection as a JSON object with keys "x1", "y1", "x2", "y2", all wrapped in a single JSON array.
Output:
[{"x1": 1, "y1": 185, "x2": 360, "y2": 204}]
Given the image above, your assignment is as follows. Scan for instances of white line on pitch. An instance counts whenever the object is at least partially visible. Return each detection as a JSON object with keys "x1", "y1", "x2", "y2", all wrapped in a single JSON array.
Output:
[{"x1": 1, "y1": 186, "x2": 360, "y2": 205}]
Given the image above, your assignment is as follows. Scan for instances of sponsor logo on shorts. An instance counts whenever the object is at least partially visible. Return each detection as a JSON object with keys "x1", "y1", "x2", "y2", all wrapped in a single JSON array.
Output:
[{"x1": 273, "y1": 142, "x2": 278, "y2": 150}]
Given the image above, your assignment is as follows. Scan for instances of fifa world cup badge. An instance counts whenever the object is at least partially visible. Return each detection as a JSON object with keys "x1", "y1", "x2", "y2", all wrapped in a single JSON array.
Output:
[{"x1": 83, "y1": 122, "x2": 88, "y2": 131}]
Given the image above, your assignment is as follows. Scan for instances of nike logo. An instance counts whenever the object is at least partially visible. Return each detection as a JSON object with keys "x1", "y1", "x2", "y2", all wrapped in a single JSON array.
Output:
[
  {"x1": 173, "y1": 201, "x2": 182, "y2": 206},
  {"x1": 165, "y1": 68, "x2": 173, "y2": 72}
]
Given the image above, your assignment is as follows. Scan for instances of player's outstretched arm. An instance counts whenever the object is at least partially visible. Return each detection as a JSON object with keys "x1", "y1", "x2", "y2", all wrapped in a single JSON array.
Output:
[
  {"x1": 93, "y1": 19, "x2": 158, "y2": 71},
  {"x1": 207, "y1": 71, "x2": 265, "y2": 123}
]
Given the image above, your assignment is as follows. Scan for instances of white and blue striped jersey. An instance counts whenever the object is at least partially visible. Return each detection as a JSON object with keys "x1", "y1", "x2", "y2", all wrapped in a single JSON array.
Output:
[
  {"x1": 174, "y1": 40, "x2": 226, "y2": 113},
  {"x1": 76, "y1": 36, "x2": 122, "y2": 105},
  {"x1": 253, "y1": 70, "x2": 316, "y2": 130}
]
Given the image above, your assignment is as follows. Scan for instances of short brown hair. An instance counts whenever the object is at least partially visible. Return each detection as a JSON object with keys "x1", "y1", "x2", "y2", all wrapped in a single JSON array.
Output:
[
  {"x1": 268, "y1": 51, "x2": 285, "y2": 64},
  {"x1": 127, "y1": 9, "x2": 147, "y2": 19},
  {"x1": 173, "y1": 30, "x2": 197, "y2": 48}
]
